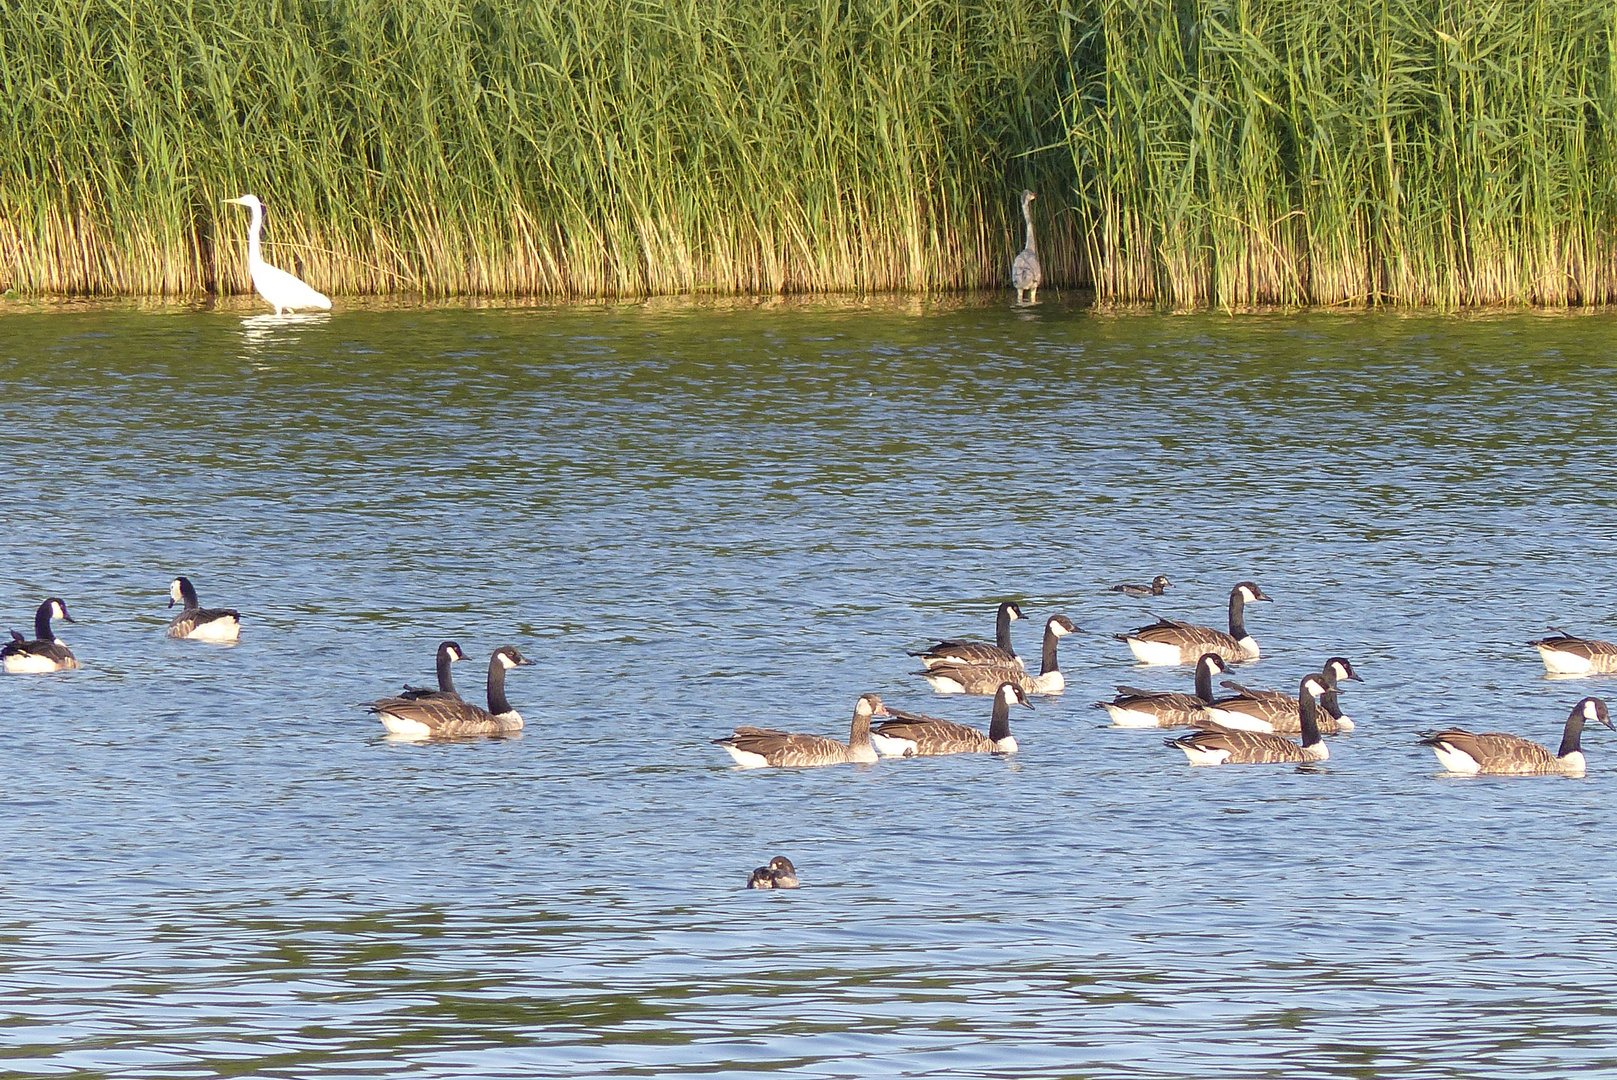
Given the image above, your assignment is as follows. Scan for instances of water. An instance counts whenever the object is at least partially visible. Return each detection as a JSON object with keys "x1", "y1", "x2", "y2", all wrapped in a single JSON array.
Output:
[{"x1": 3, "y1": 298, "x2": 1617, "y2": 1077}]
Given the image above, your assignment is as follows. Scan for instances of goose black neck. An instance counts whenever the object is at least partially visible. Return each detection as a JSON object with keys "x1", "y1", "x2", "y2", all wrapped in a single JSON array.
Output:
[
  {"x1": 989, "y1": 693, "x2": 1013, "y2": 742},
  {"x1": 1228, "y1": 589, "x2": 1247, "y2": 640},
  {"x1": 486, "y1": 656, "x2": 512, "y2": 715},
  {"x1": 1559, "y1": 706, "x2": 1586, "y2": 757},
  {"x1": 1321, "y1": 689, "x2": 1344, "y2": 720},
  {"x1": 179, "y1": 579, "x2": 200, "y2": 611},
  {"x1": 436, "y1": 650, "x2": 458, "y2": 696},
  {"x1": 996, "y1": 606, "x2": 1015, "y2": 653},
  {"x1": 1298, "y1": 684, "x2": 1322, "y2": 747},
  {"x1": 33, "y1": 603, "x2": 53, "y2": 641},
  {"x1": 850, "y1": 704, "x2": 874, "y2": 751},
  {"x1": 1040, "y1": 624, "x2": 1060, "y2": 676},
  {"x1": 1194, "y1": 661, "x2": 1216, "y2": 704}
]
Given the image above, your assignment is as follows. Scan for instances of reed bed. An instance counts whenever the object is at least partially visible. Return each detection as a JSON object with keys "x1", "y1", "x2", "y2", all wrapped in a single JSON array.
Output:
[
  {"x1": 0, "y1": 0, "x2": 1077, "y2": 298},
  {"x1": 1061, "y1": 0, "x2": 1617, "y2": 307}
]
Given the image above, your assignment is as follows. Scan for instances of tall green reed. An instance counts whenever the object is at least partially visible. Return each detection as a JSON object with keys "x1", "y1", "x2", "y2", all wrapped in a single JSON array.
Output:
[
  {"x1": 1062, "y1": 0, "x2": 1617, "y2": 307},
  {"x1": 0, "y1": 0, "x2": 1076, "y2": 298}
]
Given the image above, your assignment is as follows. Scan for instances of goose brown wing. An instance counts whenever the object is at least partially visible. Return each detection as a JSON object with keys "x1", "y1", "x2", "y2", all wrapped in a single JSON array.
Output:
[
  {"x1": 1175, "y1": 726, "x2": 1308, "y2": 763},
  {"x1": 370, "y1": 694, "x2": 498, "y2": 735},
  {"x1": 1419, "y1": 729, "x2": 1559, "y2": 771},
  {"x1": 913, "y1": 640, "x2": 1018, "y2": 666},
  {"x1": 874, "y1": 716, "x2": 992, "y2": 754},
  {"x1": 167, "y1": 607, "x2": 241, "y2": 637},
  {"x1": 1111, "y1": 689, "x2": 1203, "y2": 711},
  {"x1": 3, "y1": 639, "x2": 77, "y2": 666},
  {"x1": 923, "y1": 661, "x2": 1033, "y2": 694},
  {"x1": 1531, "y1": 634, "x2": 1617, "y2": 660},
  {"x1": 719, "y1": 727, "x2": 849, "y2": 766}
]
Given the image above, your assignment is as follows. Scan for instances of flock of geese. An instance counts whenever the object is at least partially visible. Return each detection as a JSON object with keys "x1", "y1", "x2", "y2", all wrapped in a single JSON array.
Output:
[
  {"x1": 708, "y1": 580, "x2": 1616, "y2": 777},
  {"x1": 5, "y1": 576, "x2": 1614, "y2": 781}
]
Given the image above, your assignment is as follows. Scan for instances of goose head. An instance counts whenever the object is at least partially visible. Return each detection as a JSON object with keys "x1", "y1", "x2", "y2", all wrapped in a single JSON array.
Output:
[
  {"x1": 1196, "y1": 653, "x2": 1230, "y2": 677},
  {"x1": 45, "y1": 598, "x2": 73, "y2": 624},
  {"x1": 855, "y1": 693, "x2": 893, "y2": 719},
  {"x1": 1000, "y1": 602, "x2": 1025, "y2": 623},
  {"x1": 999, "y1": 683, "x2": 1035, "y2": 710},
  {"x1": 440, "y1": 640, "x2": 468, "y2": 663},
  {"x1": 1578, "y1": 697, "x2": 1613, "y2": 731},
  {"x1": 494, "y1": 646, "x2": 533, "y2": 669},
  {"x1": 1234, "y1": 582, "x2": 1272, "y2": 604},
  {"x1": 167, "y1": 577, "x2": 197, "y2": 609},
  {"x1": 1323, "y1": 657, "x2": 1362, "y2": 685},
  {"x1": 1046, "y1": 615, "x2": 1078, "y2": 637},
  {"x1": 1299, "y1": 675, "x2": 1328, "y2": 702}
]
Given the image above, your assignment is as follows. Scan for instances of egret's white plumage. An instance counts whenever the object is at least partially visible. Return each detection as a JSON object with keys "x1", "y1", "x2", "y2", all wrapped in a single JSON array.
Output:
[{"x1": 226, "y1": 194, "x2": 332, "y2": 315}]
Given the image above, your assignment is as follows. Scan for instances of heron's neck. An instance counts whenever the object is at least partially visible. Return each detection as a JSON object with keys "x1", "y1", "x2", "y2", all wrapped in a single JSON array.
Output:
[{"x1": 1022, "y1": 201, "x2": 1037, "y2": 254}]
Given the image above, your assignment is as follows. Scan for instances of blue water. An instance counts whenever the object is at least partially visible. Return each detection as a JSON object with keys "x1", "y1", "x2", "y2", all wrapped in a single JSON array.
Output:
[{"x1": 2, "y1": 299, "x2": 1617, "y2": 1077}]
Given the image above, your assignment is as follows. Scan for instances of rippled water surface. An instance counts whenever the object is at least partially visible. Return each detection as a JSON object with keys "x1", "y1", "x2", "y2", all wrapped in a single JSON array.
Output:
[{"x1": 4, "y1": 299, "x2": 1617, "y2": 1077}]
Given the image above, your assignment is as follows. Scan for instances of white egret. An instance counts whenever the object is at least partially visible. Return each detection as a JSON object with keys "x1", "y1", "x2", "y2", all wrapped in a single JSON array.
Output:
[
  {"x1": 225, "y1": 194, "x2": 332, "y2": 315},
  {"x1": 1012, "y1": 189, "x2": 1041, "y2": 304}
]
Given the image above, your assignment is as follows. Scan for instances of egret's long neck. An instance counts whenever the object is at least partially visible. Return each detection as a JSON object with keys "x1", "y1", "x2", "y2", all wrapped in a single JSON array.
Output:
[
  {"x1": 1022, "y1": 200, "x2": 1037, "y2": 255},
  {"x1": 246, "y1": 202, "x2": 264, "y2": 265},
  {"x1": 486, "y1": 658, "x2": 512, "y2": 715},
  {"x1": 33, "y1": 604, "x2": 53, "y2": 641},
  {"x1": 436, "y1": 651, "x2": 458, "y2": 696}
]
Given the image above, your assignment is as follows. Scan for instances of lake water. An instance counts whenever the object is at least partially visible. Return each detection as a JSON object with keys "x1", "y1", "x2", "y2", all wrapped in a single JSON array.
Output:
[{"x1": 3, "y1": 298, "x2": 1617, "y2": 1077}]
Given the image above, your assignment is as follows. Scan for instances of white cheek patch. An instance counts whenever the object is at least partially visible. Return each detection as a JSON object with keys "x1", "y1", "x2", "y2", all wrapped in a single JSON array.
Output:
[
  {"x1": 52, "y1": 601, "x2": 66, "y2": 618},
  {"x1": 1585, "y1": 701, "x2": 1601, "y2": 721},
  {"x1": 1240, "y1": 586, "x2": 1257, "y2": 601}
]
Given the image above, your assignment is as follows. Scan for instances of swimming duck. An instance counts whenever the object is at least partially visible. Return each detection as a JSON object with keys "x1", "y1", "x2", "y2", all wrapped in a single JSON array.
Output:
[
  {"x1": 916, "y1": 615, "x2": 1077, "y2": 695},
  {"x1": 2, "y1": 598, "x2": 79, "y2": 673},
  {"x1": 1530, "y1": 629, "x2": 1617, "y2": 675},
  {"x1": 1118, "y1": 581, "x2": 1271, "y2": 665},
  {"x1": 1418, "y1": 697, "x2": 1613, "y2": 776},
  {"x1": 909, "y1": 601, "x2": 1025, "y2": 670},
  {"x1": 747, "y1": 856, "x2": 800, "y2": 889},
  {"x1": 715, "y1": 693, "x2": 888, "y2": 768},
  {"x1": 1165, "y1": 675, "x2": 1330, "y2": 765},
  {"x1": 1111, "y1": 575, "x2": 1171, "y2": 598},
  {"x1": 165, "y1": 576, "x2": 242, "y2": 642},
  {"x1": 398, "y1": 640, "x2": 469, "y2": 700},
  {"x1": 871, "y1": 682, "x2": 1031, "y2": 757},
  {"x1": 368, "y1": 646, "x2": 532, "y2": 738},
  {"x1": 1201, "y1": 657, "x2": 1361, "y2": 735},
  {"x1": 1097, "y1": 652, "x2": 1229, "y2": 728}
]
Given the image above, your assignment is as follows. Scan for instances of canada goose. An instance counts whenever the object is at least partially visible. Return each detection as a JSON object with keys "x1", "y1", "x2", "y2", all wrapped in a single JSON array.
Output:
[
  {"x1": 1011, "y1": 190, "x2": 1041, "y2": 303},
  {"x1": 1118, "y1": 581, "x2": 1272, "y2": 665},
  {"x1": 1201, "y1": 657, "x2": 1362, "y2": 735},
  {"x1": 164, "y1": 576, "x2": 242, "y2": 642},
  {"x1": 368, "y1": 646, "x2": 532, "y2": 738},
  {"x1": 1165, "y1": 675, "x2": 1330, "y2": 765},
  {"x1": 1111, "y1": 575, "x2": 1172, "y2": 598},
  {"x1": 715, "y1": 693, "x2": 889, "y2": 768},
  {"x1": 747, "y1": 856, "x2": 800, "y2": 889},
  {"x1": 2, "y1": 598, "x2": 79, "y2": 673},
  {"x1": 916, "y1": 615, "x2": 1077, "y2": 695},
  {"x1": 1097, "y1": 652, "x2": 1228, "y2": 727},
  {"x1": 910, "y1": 601, "x2": 1024, "y2": 669},
  {"x1": 1418, "y1": 697, "x2": 1613, "y2": 776},
  {"x1": 399, "y1": 640, "x2": 469, "y2": 700},
  {"x1": 871, "y1": 682, "x2": 1032, "y2": 757},
  {"x1": 1530, "y1": 629, "x2": 1617, "y2": 675}
]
